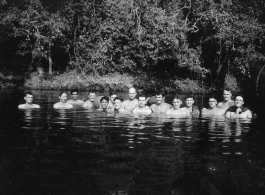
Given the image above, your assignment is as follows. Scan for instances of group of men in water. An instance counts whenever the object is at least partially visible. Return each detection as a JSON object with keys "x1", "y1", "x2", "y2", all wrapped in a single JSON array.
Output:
[{"x1": 18, "y1": 88, "x2": 253, "y2": 118}]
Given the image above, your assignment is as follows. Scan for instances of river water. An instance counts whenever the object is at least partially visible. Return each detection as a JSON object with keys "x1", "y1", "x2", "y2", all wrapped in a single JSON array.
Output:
[{"x1": 0, "y1": 90, "x2": 265, "y2": 195}]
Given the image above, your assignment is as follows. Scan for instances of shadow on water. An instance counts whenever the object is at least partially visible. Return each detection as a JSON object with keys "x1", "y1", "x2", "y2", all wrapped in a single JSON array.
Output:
[{"x1": 0, "y1": 90, "x2": 265, "y2": 194}]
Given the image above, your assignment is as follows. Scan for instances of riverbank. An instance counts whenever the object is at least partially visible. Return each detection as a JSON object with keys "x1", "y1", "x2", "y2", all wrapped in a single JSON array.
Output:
[{"x1": 0, "y1": 71, "x2": 211, "y2": 93}]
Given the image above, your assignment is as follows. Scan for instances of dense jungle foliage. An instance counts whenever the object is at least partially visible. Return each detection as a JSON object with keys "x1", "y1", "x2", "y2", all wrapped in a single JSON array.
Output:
[{"x1": 0, "y1": 0, "x2": 265, "y2": 94}]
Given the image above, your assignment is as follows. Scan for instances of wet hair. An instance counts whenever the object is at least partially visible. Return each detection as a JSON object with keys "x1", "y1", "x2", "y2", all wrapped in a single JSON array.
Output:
[
  {"x1": 109, "y1": 91, "x2": 117, "y2": 97},
  {"x1": 172, "y1": 95, "x2": 182, "y2": 102},
  {"x1": 71, "y1": 89, "x2": 79, "y2": 94},
  {"x1": 223, "y1": 88, "x2": 232, "y2": 94},
  {"x1": 208, "y1": 96, "x2": 217, "y2": 101},
  {"x1": 155, "y1": 89, "x2": 165, "y2": 97},
  {"x1": 59, "y1": 91, "x2": 67, "y2": 97},
  {"x1": 235, "y1": 94, "x2": 244, "y2": 100},
  {"x1": 100, "y1": 96, "x2": 109, "y2": 103},
  {"x1": 185, "y1": 95, "x2": 194, "y2": 100},
  {"x1": 137, "y1": 88, "x2": 144, "y2": 94},
  {"x1": 25, "y1": 92, "x2": 33, "y2": 97},
  {"x1": 114, "y1": 97, "x2": 123, "y2": 102},
  {"x1": 88, "y1": 89, "x2": 96, "y2": 94},
  {"x1": 138, "y1": 92, "x2": 146, "y2": 99}
]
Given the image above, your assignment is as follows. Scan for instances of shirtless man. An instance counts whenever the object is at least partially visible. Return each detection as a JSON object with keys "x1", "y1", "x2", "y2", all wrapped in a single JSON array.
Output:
[
  {"x1": 114, "y1": 97, "x2": 126, "y2": 113},
  {"x1": 66, "y1": 89, "x2": 84, "y2": 105},
  {"x1": 108, "y1": 91, "x2": 118, "y2": 110},
  {"x1": 217, "y1": 89, "x2": 235, "y2": 111},
  {"x1": 180, "y1": 96, "x2": 200, "y2": 115},
  {"x1": 98, "y1": 96, "x2": 111, "y2": 112},
  {"x1": 82, "y1": 90, "x2": 96, "y2": 109},
  {"x1": 165, "y1": 96, "x2": 187, "y2": 115},
  {"x1": 225, "y1": 95, "x2": 252, "y2": 118},
  {"x1": 150, "y1": 90, "x2": 172, "y2": 113},
  {"x1": 122, "y1": 87, "x2": 139, "y2": 111},
  {"x1": 53, "y1": 91, "x2": 73, "y2": 109},
  {"x1": 18, "y1": 92, "x2": 40, "y2": 109},
  {"x1": 132, "y1": 94, "x2": 152, "y2": 115},
  {"x1": 202, "y1": 97, "x2": 225, "y2": 116}
]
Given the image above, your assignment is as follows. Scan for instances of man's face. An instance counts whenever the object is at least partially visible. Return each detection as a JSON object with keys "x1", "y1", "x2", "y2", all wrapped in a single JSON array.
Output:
[
  {"x1": 155, "y1": 95, "x2": 164, "y2": 104},
  {"x1": 110, "y1": 94, "x2": 117, "y2": 103},
  {"x1": 185, "y1": 98, "x2": 194, "y2": 107},
  {"x1": 89, "y1": 93, "x2": 96, "y2": 102},
  {"x1": 101, "y1": 99, "x2": 109, "y2": 109},
  {"x1": 25, "y1": 94, "x2": 33, "y2": 104},
  {"x1": 235, "y1": 96, "x2": 244, "y2": 107},
  {"x1": 172, "y1": 98, "x2": 182, "y2": 109},
  {"x1": 129, "y1": 88, "x2": 136, "y2": 100},
  {"x1": 139, "y1": 97, "x2": 146, "y2": 107},
  {"x1": 223, "y1": 90, "x2": 232, "y2": 101},
  {"x1": 59, "y1": 93, "x2": 67, "y2": 103},
  {"x1": 71, "y1": 92, "x2": 78, "y2": 100},
  {"x1": 208, "y1": 98, "x2": 217, "y2": 108},
  {"x1": 114, "y1": 100, "x2": 122, "y2": 109}
]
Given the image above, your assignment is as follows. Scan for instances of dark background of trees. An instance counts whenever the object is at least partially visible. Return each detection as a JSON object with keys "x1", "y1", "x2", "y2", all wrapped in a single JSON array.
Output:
[{"x1": 1, "y1": 0, "x2": 265, "y2": 97}]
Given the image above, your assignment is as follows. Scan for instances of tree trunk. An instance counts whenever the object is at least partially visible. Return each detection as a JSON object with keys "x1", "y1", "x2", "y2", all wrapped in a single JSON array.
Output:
[{"x1": 48, "y1": 44, "x2": 52, "y2": 75}]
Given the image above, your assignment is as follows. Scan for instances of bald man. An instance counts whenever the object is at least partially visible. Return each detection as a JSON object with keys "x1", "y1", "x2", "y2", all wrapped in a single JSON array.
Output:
[{"x1": 122, "y1": 87, "x2": 139, "y2": 111}]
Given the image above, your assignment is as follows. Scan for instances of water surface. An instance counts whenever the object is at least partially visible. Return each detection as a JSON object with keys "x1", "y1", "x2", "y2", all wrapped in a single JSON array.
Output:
[{"x1": 0, "y1": 90, "x2": 265, "y2": 195}]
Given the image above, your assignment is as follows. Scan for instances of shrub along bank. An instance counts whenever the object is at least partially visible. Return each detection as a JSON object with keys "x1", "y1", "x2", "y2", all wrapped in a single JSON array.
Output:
[{"x1": 0, "y1": 71, "x2": 211, "y2": 93}]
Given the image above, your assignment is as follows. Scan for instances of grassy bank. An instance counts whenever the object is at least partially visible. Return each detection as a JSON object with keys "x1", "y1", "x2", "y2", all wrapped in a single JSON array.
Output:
[{"x1": 1, "y1": 70, "x2": 212, "y2": 93}]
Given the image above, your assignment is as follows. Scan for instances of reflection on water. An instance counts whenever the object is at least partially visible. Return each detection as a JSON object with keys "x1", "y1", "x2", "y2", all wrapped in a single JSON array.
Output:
[{"x1": 0, "y1": 90, "x2": 265, "y2": 194}]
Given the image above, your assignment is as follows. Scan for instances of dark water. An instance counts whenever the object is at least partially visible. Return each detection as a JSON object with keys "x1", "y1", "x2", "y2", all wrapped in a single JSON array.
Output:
[{"x1": 1, "y1": 90, "x2": 265, "y2": 195}]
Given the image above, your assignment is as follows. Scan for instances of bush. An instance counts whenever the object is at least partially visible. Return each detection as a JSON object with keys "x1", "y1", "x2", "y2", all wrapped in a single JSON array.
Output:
[{"x1": 24, "y1": 70, "x2": 135, "y2": 91}]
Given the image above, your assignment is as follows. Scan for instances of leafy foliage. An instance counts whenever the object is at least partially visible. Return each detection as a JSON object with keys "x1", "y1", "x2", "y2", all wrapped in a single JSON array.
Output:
[{"x1": 0, "y1": 0, "x2": 265, "y2": 91}]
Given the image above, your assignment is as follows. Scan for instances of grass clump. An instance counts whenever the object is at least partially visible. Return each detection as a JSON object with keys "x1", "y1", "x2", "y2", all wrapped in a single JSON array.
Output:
[
  {"x1": 0, "y1": 73, "x2": 23, "y2": 88},
  {"x1": 24, "y1": 70, "x2": 135, "y2": 91}
]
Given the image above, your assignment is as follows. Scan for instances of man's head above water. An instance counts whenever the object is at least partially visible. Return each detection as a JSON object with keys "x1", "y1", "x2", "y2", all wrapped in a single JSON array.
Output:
[
  {"x1": 172, "y1": 95, "x2": 182, "y2": 109},
  {"x1": 24, "y1": 92, "x2": 34, "y2": 104},
  {"x1": 234, "y1": 95, "x2": 244, "y2": 108},
  {"x1": 109, "y1": 91, "x2": 118, "y2": 103},
  {"x1": 100, "y1": 96, "x2": 109, "y2": 109},
  {"x1": 88, "y1": 90, "x2": 96, "y2": 102},
  {"x1": 208, "y1": 96, "x2": 217, "y2": 108},
  {"x1": 138, "y1": 93, "x2": 147, "y2": 108},
  {"x1": 128, "y1": 87, "x2": 137, "y2": 100},
  {"x1": 71, "y1": 89, "x2": 79, "y2": 100},
  {"x1": 155, "y1": 90, "x2": 165, "y2": 105},
  {"x1": 185, "y1": 95, "x2": 194, "y2": 108},
  {"x1": 223, "y1": 88, "x2": 232, "y2": 102}
]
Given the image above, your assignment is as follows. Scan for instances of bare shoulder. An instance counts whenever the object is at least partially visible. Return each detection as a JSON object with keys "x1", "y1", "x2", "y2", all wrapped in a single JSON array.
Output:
[
  {"x1": 18, "y1": 104, "x2": 26, "y2": 109},
  {"x1": 83, "y1": 100, "x2": 93, "y2": 108},
  {"x1": 33, "y1": 104, "x2": 40, "y2": 108},
  {"x1": 145, "y1": 106, "x2": 152, "y2": 110},
  {"x1": 18, "y1": 104, "x2": 40, "y2": 109},
  {"x1": 53, "y1": 103, "x2": 60, "y2": 108},
  {"x1": 164, "y1": 103, "x2": 172, "y2": 108},
  {"x1": 201, "y1": 108, "x2": 208, "y2": 114},
  {"x1": 150, "y1": 104, "x2": 156, "y2": 109},
  {"x1": 122, "y1": 100, "x2": 129, "y2": 105},
  {"x1": 165, "y1": 108, "x2": 173, "y2": 115},
  {"x1": 225, "y1": 110, "x2": 232, "y2": 117},
  {"x1": 67, "y1": 103, "x2": 74, "y2": 108},
  {"x1": 217, "y1": 102, "x2": 223, "y2": 108}
]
